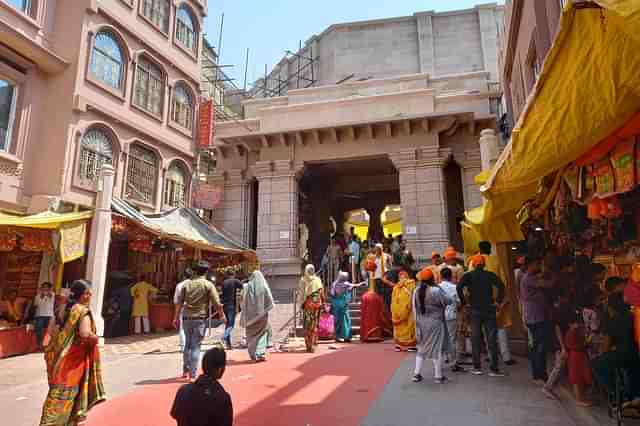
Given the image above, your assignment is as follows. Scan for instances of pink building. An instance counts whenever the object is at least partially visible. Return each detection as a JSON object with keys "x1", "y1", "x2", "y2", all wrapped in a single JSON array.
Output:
[{"x1": 0, "y1": 0, "x2": 207, "y2": 215}]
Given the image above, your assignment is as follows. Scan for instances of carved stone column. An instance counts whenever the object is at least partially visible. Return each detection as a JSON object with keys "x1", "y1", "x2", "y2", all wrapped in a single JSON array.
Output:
[
  {"x1": 462, "y1": 148, "x2": 483, "y2": 210},
  {"x1": 479, "y1": 128, "x2": 500, "y2": 171},
  {"x1": 252, "y1": 160, "x2": 304, "y2": 289},
  {"x1": 211, "y1": 169, "x2": 251, "y2": 245},
  {"x1": 390, "y1": 147, "x2": 451, "y2": 262}
]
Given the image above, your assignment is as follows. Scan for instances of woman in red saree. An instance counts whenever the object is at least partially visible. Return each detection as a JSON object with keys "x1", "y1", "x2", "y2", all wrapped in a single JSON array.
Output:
[
  {"x1": 40, "y1": 280, "x2": 106, "y2": 426},
  {"x1": 361, "y1": 254, "x2": 392, "y2": 342}
]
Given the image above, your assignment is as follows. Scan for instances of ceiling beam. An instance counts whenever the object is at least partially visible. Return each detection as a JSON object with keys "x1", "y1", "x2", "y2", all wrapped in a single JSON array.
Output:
[
  {"x1": 260, "y1": 135, "x2": 271, "y2": 148},
  {"x1": 329, "y1": 128, "x2": 339, "y2": 143},
  {"x1": 364, "y1": 124, "x2": 374, "y2": 140},
  {"x1": 420, "y1": 118, "x2": 430, "y2": 133},
  {"x1": 345, "y1": 126, "x2": 356, "y2": 141},
  {"x1": 295, "y1": 132, "x2": 305, "y2": 146},
  {"x1": 384, "y1": 122, "x2": 392, "y2": 138},
  {"x1": 277, "y1": 133, "x2": 288, "y2": 147},
  {"x1": 403, "y1": 120, "x2": 412, "y2": 136},
  {"x1": 312, "y1": 129, "x2": 321, "y2": 145}
]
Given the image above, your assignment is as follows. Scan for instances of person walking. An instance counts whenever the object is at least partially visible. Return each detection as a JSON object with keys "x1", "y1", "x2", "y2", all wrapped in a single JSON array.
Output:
[
  {"x1": 220, "y1": 270, "x2": 244, "y2": 349},
  {"x1": 173, "y1": 268, "x2": 193, "y2": 352},
  {"x1": 330, "y1": 271, "x2": 365, "y2": 343},
  {"x1": 240, "y1": 270, "x2": 274, "y2": 362},
  {"x1": 173, "y1": 261, "x2": 225, "y2": 380},
  {"x1": 32, "y1": 282, "x2": 55, "y2": 349},
  {"x1": 412, "y1": 268, "x2": 452, "y2": 383},
  {"x1": 171, "y1": 345, "x2": 233, "y2": 426},
  {"x1": 520, "y1": 256, "x2": 554, "y2": 383},
  {"x1": 457, "y1": 254, "x2": 506, "y2": 377},
  {"x1": 39, "y1": 280, "x2": 105, "y2": 426},
  {"x1": 297, "y1": 264, "x2": 325, "y2": 352},
  {"x1": 439, "y1": 267, "x2": 465, "y2": 372},
  {"x1": 373, "y1": 243, "x2": 392, "y2": 312}
]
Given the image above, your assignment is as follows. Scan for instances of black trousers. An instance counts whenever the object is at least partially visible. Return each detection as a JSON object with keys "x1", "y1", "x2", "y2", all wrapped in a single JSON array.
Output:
[{"x1": 471, "y1": 308, "x2": 499, "y2": 372}]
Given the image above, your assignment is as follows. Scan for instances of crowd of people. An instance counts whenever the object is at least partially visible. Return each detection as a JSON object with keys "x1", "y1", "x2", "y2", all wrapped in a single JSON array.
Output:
[
  {"x1": 518, "y1": 255, "x2": 640, "y2": 409},
  {"x1": 27, "y1": 234, "x2": 640, "y2": 425}
]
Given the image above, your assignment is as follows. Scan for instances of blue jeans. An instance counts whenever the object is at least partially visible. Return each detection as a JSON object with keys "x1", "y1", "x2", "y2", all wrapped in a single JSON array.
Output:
[
  {"x1": 222, "y1": 305, "x2": 236, "y2": 346},
  {"x1": 182, "y1": 319, "x2": 206, "y2": 377},
  {"x1": 34, "y1": 316, "x2": 51, "y2": 347},
  {"x1": 527, "y1": 321, "x2": 551, "y2": 381}
]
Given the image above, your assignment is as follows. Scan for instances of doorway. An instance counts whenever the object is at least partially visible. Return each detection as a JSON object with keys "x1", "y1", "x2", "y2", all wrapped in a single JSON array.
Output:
[{"x1": 444, "y1": 161, "x2": 465, "y2": 251}]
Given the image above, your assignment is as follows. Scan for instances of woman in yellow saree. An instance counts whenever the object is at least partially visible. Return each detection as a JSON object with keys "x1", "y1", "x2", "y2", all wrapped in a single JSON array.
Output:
[
  {"x1": 40, "y1": 280, "x2": 105, "y2": 426},
  {"x1": 391, "y1": 270, "x2": 417, "y2": 352}
]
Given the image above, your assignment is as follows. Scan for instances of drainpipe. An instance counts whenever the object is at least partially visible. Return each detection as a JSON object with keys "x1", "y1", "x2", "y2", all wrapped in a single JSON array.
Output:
[{"x1": 86, "y1": 164, "x2": 115, "y2": 339}]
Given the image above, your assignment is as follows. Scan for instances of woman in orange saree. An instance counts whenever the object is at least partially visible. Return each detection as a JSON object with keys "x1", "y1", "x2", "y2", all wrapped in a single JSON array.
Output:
[{"x1": 40, "y1": 280, "x2": 105, "y2": 426}]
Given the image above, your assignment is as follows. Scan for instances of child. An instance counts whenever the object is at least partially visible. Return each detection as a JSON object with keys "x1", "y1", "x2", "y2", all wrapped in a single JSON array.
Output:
[
  {"x1": 565, "y1": 315, "x2": 592, "y2": 407},
  {"x1": 542, "y1": 290, "x2": 575, "y2": 400},
  {"x1": 582, "y1": 292, "x2": 602, "y2": 361},
  {"x1": 318, "y1": 303, "x2": 335, "y2": 340},
  {"x1": 171, "y1": 346, "x2": 233, "y2": 426}
]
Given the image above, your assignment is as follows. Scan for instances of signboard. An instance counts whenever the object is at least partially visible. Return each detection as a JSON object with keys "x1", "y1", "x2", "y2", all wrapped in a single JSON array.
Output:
[
  {"x1": 192, "y1": 182, "x2": 223, "y2": 210},
  {"x1": 279, "y1": 231, "x2": 290, "y2": 240},
  {"x1": 405, "y1": 225, "x2": 417, "y2": 235},
  {"x1": 198, "y1": 100, "x2": 215, "y2": 148}
]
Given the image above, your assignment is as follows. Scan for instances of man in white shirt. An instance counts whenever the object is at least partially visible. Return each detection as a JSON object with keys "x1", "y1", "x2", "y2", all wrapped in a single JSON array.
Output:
[
  {"x1": 439, "y1": 268, "x2": 465, "y2": 373},
  {"x1": 33, "y1": 282, "x2": 55, "y2": 349}
]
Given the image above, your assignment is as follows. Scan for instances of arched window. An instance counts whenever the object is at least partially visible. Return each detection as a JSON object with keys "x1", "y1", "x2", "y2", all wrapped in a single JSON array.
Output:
[
  {"x1": 78, "y1": 128, "x2": 114, "y2": 183},
  {"x1": 171, "y1": 84, "x2": 194, "y2": 130},
  {"x1": 134, "y1": 56, "x2": 165, "y2": 116},
  {"x1": 126, "y1": 144, "x2": 158, "y2": 204},
  {"x1": 164, "y1": 162, "x2": 187, "y2": 207},
  {"x1": 90, "y1": 31, "x2": 125, "y2": 90},
  {"x1": 140, "y1": 0, "x2": 170, "y2": 33},
  {"x1": 175, "y1": 5, "x2": 197, "y2": 52}
]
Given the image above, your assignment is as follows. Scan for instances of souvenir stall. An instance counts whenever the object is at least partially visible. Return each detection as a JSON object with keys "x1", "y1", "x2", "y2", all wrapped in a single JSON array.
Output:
[
  {"x1": 0, "y1": 211, "x2": 92, "y2": 358},
  {"x1": 460, "y1": 2, "x2": 640, "y2": 351},
  {"x1": 109, "y1": 198, "x2": 256, "y2": 333}
]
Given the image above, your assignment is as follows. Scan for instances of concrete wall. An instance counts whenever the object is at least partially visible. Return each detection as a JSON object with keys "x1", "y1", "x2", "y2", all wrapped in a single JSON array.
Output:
[{"x1": 252, "y1": 4, "x2": 502, "y2": 96}]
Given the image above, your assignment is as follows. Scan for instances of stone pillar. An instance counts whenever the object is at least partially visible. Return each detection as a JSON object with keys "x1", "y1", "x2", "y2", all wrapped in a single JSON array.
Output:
[
  {"x1": 252, "y1": 160, "x2": 303, "y2": 290},
  {"x1": 391, "y1": 148, "x2": 451, "y2": 263},
  {"x1": 211, "y1": 170, "x2": 251, "y2": 245},
  {"x1": 86, "y1": 164, "x2": 114, "y2": 338},
  {"x1": 462, "y1": 148, "x2": 483, "y2": 210},
  {"x1": 479, "y1": 128, "x2": 500, "y2": 172},
  {"x1": 366, "y1": 206, "x2": 384, "y2": 242}
]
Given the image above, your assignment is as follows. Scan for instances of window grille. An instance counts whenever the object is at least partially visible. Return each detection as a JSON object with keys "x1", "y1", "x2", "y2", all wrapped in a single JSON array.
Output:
[
  {"x1": 90, "y1": 31, "x2": 124, "y2": 90},
  {"x1": 164, "y1": 163, "x2": 187, "y2": 207},
  {"x1": 172, "y1": 84, "x2": 193, "y2": 130},
  {"x1": 176, "y1": 6, "x2": 196, "y2": 51},
  {"x1": 126, "y1": 144, "x2": 158, "y2": 204},
  {"x1": 141, "y1": 0, "x2": 169, "y2": 33},
  {"x1": 134, "y1": 57, "x2": 164, "y2": 116},
  {"x1": 78, "y1": 129, "x2": 114, "y2": 183}
]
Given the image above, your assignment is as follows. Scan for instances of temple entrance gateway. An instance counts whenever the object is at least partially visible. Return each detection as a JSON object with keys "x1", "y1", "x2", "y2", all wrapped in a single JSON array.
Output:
[{"x1": 298, "y1": 156, "x2": 400, "y2": 269}]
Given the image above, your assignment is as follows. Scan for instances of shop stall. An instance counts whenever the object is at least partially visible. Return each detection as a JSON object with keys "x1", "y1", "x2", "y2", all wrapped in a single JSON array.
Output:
[
  {"x1": 0, "y1": 211, "x2": 92, "y2": 358},
  {"x1": 108, "y1": 198, "x2": 256, "y2": 335}
]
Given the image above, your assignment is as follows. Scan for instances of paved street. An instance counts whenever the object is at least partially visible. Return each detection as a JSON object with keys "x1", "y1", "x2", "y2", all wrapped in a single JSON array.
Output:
[{"x1": 1, "y1": 333, "x2": 629, "y2": 426}]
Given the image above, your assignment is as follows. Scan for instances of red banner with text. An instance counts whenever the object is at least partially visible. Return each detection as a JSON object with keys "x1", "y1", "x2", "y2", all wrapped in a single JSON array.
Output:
[{"x1": 198, "y1": 100, "x2": 214, "y2": 148}]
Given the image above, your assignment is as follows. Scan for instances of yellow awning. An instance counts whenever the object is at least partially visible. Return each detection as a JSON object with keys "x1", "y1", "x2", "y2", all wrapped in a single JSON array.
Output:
[
  {"x1": 0, "y1": 210, "x2": 93, "y2": 229},
  {"x1": 479, "y1": 1, "x2": 640, "y2": 239}
]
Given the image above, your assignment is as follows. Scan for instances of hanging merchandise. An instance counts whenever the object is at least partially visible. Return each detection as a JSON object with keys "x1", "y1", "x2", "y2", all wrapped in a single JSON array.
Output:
[
  {"x1": 611, "y1": 138, "x2": 636, "y2": 193},
  {"x1": 0, "y1": 230, "x2": 17, "y2": 252},
  {"x1": 21, "y1": 229, "x2": 54, "y2": 252},
  {"x1": 593, "y1": 157, "x2": 615, "y2": 198},
  {"x1": 563, "y1": 165, "x2": 581, "y2": 201},
  {"x1": 581, "y1": 165, "x2": 596, "y2": 201}
]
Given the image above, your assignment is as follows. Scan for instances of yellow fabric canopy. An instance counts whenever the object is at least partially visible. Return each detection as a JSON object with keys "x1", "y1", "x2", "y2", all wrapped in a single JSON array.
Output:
[
  {"x1": 478, "y1": 1, "x2": 640, "y2": 241},
  {"x1": 0, "y1": 210, "x2": 93, "y2": 229}
]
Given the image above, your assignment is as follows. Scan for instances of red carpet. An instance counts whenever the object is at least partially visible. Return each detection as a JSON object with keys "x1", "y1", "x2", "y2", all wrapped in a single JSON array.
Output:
[{"x1": 88, "y1": 342, "x2": 406, "y2": 426}]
